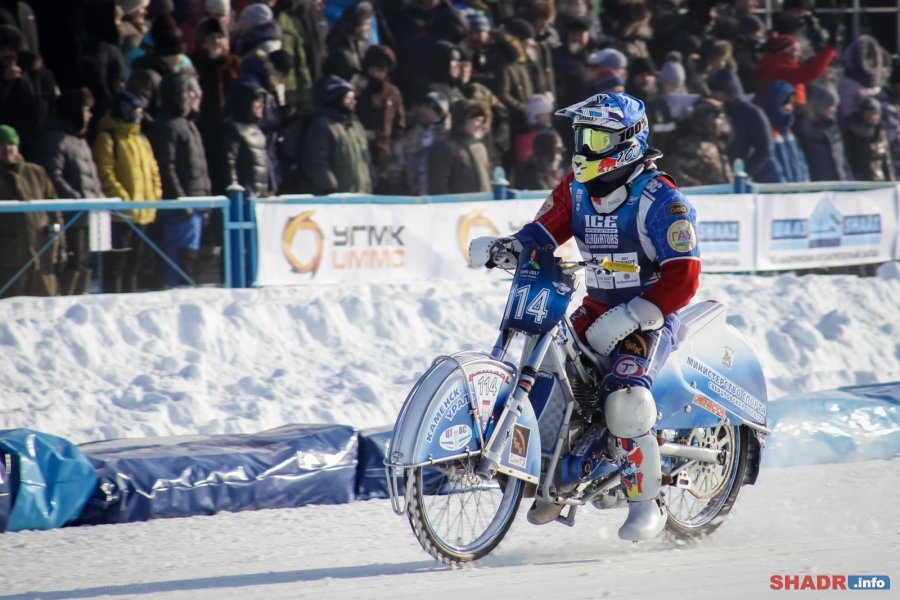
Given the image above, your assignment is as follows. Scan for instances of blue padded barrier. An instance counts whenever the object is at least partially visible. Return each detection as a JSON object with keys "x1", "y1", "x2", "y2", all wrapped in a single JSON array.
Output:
[
  {"x1": 0, "y1": 453, "x2": 10, "y2": 532},
  {"x1": 0, "y1": 429, "x2": 97, "y2": 532},
  {"x1": 356, "y1": 426, "x2": 393, "y2": 500},
  {"x1": 73, "y1": 424, "x2": 358, "y2": 525}
]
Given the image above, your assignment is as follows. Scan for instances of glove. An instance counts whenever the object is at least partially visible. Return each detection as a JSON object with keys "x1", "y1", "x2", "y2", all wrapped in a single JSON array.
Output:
[
  {"x1": 467, "y1": 236, "x2": 523, "y2": 269},
  {"x1": 585, "y1": 297, "x2": 665, "y2": 356}
]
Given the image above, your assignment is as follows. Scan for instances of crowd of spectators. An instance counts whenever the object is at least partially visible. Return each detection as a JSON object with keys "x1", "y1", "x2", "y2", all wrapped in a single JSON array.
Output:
[{"x1": 0, "y1": 0, "x2": 899, "y2": 298}]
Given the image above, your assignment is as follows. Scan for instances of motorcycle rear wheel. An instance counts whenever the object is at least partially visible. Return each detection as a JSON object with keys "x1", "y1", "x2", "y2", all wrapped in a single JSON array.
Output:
[
  {"x1": 663, "y1": 424, "x2": 749, "y2": 539},
  {"x1": 406, "y1": 458, "x2": 525, "y2": 565}
]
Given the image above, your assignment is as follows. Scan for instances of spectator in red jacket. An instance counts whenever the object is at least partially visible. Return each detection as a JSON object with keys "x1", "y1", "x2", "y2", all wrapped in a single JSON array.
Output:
[{"x1": 754, "y1": 33, "x2": 835, "y2": 107}]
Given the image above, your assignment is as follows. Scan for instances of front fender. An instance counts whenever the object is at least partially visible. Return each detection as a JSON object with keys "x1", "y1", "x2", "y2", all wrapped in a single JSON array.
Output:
[{"x1": 386, "y1": 351, "x2": 542, "y2": 483}]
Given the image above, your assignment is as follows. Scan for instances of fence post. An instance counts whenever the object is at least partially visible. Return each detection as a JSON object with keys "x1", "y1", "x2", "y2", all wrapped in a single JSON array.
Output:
[
  {"x1": 733, "y1": 159, "x2": 749, "y2": 194},
  {"x1": 492, "y1": 166, "x2": 509, "y2": 200},
  {"x1": 226, "y1": 184, "x2": 248, "y2": 288}
]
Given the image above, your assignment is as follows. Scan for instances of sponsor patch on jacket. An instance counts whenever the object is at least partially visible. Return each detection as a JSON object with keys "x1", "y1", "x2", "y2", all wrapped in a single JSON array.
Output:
[
  {"x1": 535, "y1": 195, "x2": 553, "y2": 218},
  {"x1": 667, "y1": 220, "x2": 697, "y2": 252},
  {"x1": 668, "y1": 202, "x2": 688, "y2": 217}
]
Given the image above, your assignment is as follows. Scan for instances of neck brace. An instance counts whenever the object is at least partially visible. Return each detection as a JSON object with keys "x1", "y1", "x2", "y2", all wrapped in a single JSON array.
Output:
[{"x1": 589, "y1": 163, "x2": 647, "y2": 214}]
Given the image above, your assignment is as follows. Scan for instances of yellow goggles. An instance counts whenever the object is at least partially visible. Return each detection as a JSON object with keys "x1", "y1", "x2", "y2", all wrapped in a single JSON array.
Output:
[{"x1": 574, "y1": 127, "x2": 617, "y2": 157}]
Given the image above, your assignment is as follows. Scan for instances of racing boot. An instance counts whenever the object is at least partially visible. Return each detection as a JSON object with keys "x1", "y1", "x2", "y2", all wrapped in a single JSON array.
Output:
[
  {"x1": 527, "y1": 499, "x2": 563, "y2": 525},
  {"x1": 617, "y1": 432, "x2": 666, "y2": 542}
]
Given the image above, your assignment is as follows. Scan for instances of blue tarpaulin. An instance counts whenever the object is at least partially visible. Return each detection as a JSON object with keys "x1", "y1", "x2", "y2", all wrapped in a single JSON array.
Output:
[
  {"x1": 356, "y1": 426, "x2": 393, "y2": 500},
  {"x1": 0, "y1": 429, "x2": 97, "y2": 532},
  {"x1": 74, "y1": 424, "x2": 358, "y2": 525}
]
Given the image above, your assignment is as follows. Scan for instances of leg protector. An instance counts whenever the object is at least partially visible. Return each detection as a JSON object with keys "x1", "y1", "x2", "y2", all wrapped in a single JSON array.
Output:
[
  {"x1": 604, "y1": 387, "x2": 657, "y2": 439},
  {"x1": 617, "y1": 433, "x2": 666, "y2": 541}
]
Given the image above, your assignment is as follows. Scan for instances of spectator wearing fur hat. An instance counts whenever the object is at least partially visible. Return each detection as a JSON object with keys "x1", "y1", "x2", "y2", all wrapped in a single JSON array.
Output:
[
  {"x1": 842, "y1": 96, "x2": 894, "y2": 182},
  {"x1": 0, "y1": 123, "x2": 65, "y2": 299},
  {"x1": 92, "y1": 90, "x2": 162, "y2": 293},
  {"x1": 301, "y1": 75, "x2": 372, "y2": 194},
  {"x1": 504, "y1": 17, "x2": 552, "y2": 97},
  {"x1": 838, "y1": 35, "x2": 891, "y2": 124},
  {"x1": 427, "y1": 98, "x2": 492, "y2": 194},
  {"x1": 755, "y1": 31, "x2": 836, "y2": 107},
  {"x1": 795, "y1": 82, "x2": 851, "y2": 182},
  {"x1": 357, "y1": 44, "x2": 406, "y2": 194},
  {"x1": 664, "y1": 97, "x2": 732, "y2": 187},
  {"x1": 38, "y1": 88, "x2": 106, "y2": 295}
]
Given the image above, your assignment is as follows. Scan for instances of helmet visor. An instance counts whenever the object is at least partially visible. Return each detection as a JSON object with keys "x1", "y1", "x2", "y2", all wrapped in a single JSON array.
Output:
[{"x1": 574, "y1": 127, "x2": 618, "y2": 158}]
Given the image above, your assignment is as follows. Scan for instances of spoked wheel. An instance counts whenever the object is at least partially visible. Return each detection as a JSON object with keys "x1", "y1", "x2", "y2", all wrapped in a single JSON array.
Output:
[
  {"x1": 405, "y1": 457, "x2": 525, "y2": 565},
  {"x1": 662, "y1": 424, "x2": 749, "y2": 539}
]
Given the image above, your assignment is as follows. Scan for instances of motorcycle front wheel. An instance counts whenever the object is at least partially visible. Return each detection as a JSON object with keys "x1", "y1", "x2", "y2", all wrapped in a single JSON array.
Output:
[
  {"x1": 406, "y1": 457, "x2": 525, "y2": 565},
  {"x1": 662, "y1": 423, "x2": 749, "y2": 539}
]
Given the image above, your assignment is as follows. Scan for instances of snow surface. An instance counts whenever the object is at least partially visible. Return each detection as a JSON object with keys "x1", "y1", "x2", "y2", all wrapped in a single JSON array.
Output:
[{"x1": 1, "y1": 265, "x2": 899, "y2": 598}]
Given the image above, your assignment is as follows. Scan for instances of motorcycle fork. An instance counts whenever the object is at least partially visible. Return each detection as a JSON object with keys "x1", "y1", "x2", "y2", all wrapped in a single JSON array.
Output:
[{"x1": 476, "y1": 331, "x2": 553, "y2": 479}]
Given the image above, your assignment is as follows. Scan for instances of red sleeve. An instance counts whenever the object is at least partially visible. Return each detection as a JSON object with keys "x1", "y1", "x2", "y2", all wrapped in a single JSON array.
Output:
[
  {"x1": 641, "y1": 258, "x2": 702, "y2": 316},
  {"x1": 533, "y1": 172, "x2": 575, "y2": 245},
  {"x1": 768, "y1": 45, "x2": 836, "y2": 86}
]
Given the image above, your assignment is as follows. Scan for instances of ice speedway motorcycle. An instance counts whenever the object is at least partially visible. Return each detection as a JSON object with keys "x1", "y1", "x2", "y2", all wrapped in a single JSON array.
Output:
[{"x1": 384, "y1": 247, "x2": 771, "y2": 565}]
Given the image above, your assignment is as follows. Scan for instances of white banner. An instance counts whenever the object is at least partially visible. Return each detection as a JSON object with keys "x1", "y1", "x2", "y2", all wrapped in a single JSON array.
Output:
[
  {"x1": 691, "y1": 194, "x2": 756, "y2": 273},
  {"x1": 254, "y1": 199, "x2": 552, "y2": 286},
  {"x1": 755, "y1": 187, "x2": 898, "y2": 271}
]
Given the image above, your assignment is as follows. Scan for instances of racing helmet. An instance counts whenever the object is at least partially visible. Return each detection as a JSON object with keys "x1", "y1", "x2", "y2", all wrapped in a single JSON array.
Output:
[{"x1": 556, "y1": 93, "x2": 649, "y2": 183}]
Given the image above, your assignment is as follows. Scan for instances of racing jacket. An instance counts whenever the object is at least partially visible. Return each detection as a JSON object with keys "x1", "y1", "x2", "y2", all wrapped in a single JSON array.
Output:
[{"x1": 514, "y1": 168, "x2": 702, "y2": 317}]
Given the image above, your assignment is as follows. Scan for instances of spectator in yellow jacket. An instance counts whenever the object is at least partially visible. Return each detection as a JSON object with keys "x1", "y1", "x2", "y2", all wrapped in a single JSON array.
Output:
[{"x1": 92, "y1": 91, "x2": 162, "y2": 293}]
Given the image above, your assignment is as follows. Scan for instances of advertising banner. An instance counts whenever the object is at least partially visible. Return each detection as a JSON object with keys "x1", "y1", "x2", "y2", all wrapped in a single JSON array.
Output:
[
  {"x1": 690, "y1": 194, "x2": 756, "y2": 273},
  {"x1": 254, "y1": 199, "x2": 549, "y2": 286},
  {"x1": 755, "y1": 188, "x2": 898, "y2": 271}
]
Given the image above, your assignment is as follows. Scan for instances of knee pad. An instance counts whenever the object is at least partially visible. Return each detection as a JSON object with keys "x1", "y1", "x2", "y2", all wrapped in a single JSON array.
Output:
[{"x1": 605, "y1": 387, "x2": 657, "y2": 439}]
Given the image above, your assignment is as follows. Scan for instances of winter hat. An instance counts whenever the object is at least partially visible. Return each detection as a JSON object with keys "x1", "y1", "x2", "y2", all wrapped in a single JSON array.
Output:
[
  {"x1": 707, "y1": 67, "x2": 744, "y2": 97},
  {"x1": 467, "y1": 11, "x2": 491, "y2": 33},
  {"x1": 117, "y1": 0, "x2": 150, "y2": 16},
  {"x1": 806, "y1": 83, "x2": 839, "y2": 111},
  {"x1": 858, "y1": 96, "x2": 881, "y2": 113},
  {"x1": 318, "y1": 74, "x2": 355, "y2": 106},
  {"x1": 562, "y1": 14, "x2": 591, "y2": 34},
  {"x1": 268, "y1": 49, "x2": 291, "y2": 77},
  {"x1": 363, "y1": 44, "x2": 397, "y2": 71},
  {"x1": 588, "y1": 47, "x2": 628, "y2": 71},
  {"x1": 153, "y1": 29, "x2": 185, "y2": 57},
  {"x1": 56, "y1": 87, "x2": 95, "y2": 132},
  {"x1": 737, "y1": 15, "x2": 765, "y2": 37},
  {"x1": 658, "y1": 52, "x2": 686, "y2": 89},
  {"x1": 0, "y1": 24, "x2": 22, "y2": 51},
  {"x1": 204, "y1": 0, "x2": 229, "y2": 16},
  {"x1": 524, "y1": 92, "x2": 554, "y2": 117},
  {"x1": 0, "y1": 124, "x2": 19, "y2": 146},
  {"x1": 504, "y1": 18, "x2": 535, "y2": 41},
  {"x1": 595, "y1": 68, "x2": 625, "y2": 92},
  {"x1": 240, "y1": 3, "x2": 273, "y2": 28},
  {"x1": 628, "y1": 57, "x2": 656, "y2": 78},
  {"x1": 110, "y1": 90, "x2": 145, "y2": 123},
  {"x1": 767, "y1": 34, "x2": 799, "y2": 54},
  {"x1": 423, "y1": 90, "x2": 450, "y2": 121}
]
